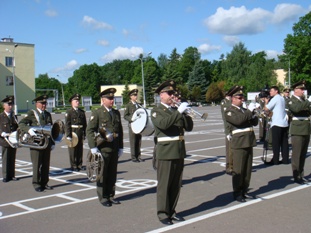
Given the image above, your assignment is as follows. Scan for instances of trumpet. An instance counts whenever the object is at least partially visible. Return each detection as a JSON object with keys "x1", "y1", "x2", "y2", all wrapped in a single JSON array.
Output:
[{"x1": 171, "y1": 99, "x2": 208, "y2": 120}]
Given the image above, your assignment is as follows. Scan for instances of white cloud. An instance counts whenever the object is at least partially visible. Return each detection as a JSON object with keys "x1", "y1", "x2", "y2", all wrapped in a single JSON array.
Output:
[
  {"x1": 74, "y1": 48, "x2": 87, "y2": 54},
  {"x1": 272, "y1": 4, "x2": 306, "y2": 24},
  {"x1": 265, "y1": 50, "x2": 281, "y2": 60},
  {"x1": 223, "y1": 36, "x2": 240, "y2": 46},
  {"x1": 52, "y1": 60, "x2": 79, "y2": 73},
  {"x1": 97, "y1": 40, "x2": 109, "y2": 46},
  {"x1": 45, "y1": 9, "x2": 58, "y2": 17},
  {"x1": 101, "y1": 46, "x2": 144, "y2": 62},
  {"x1": 82, "y1": 16, "x2": 113, "y2": 30},
  {"x1": 203, "y1": 6, "x2": 271, "y2": 35},
  {"x1": 197, "y1": 43, "x2": 221, "y2": 54}
]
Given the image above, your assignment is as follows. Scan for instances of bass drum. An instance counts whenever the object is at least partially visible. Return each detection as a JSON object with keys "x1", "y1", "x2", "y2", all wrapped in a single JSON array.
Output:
[{"x1": 131, "y1": 108, "x2": 154, "y2": 136}]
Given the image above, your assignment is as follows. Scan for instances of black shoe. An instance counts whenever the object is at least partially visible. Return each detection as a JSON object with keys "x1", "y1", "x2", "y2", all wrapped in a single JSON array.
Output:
[
  {"x1": 109, "y1": 198, "x2": 121, "y2": 204},
  {"x1": 12, "y1": 177, "x2": 19, "y2": 181},
  {"x1": 102, "y1": 200, "x2": 112, "y2": 207},
  {"x1": 137, "y1": 158, "x2": 144, "y2": 162},
  {"x1": 159, "y1": 218, "x2": 173, "y2": 225},
  {"x1": 74, "y1": 168, "x2": 80, "y2": 172},
  {"x1": 294, "y1": 178, "x2": 305, "y2": 184},
  {"x1": 35, "y1": 187, "x2": 43, "y2": 192},
  {"x1": 171, "y1": 215, "x2": 185, "y2": 221},
  {"x1": 235, "y1": 196, "x2": 246, "y2": 203},
  {"x1": 132, "y1": 159, "x2": 140, "y2": 163},
  {"x1": 80, "y1": 166, "x2": 86, "y2": 171},
  {"x1": 3, "y1": 178, "x2": 8, "y2": 183}
]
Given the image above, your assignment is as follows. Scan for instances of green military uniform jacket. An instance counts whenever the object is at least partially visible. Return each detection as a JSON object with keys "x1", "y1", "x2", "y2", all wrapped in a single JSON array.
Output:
[
  {"x1": 288, "y1": 95, "x2": 311, "y2": 135},
  {"x1": 0, "y1": 112, "x2": 18, "y2": 147},
  {"x1": 86, "y1": 106, "x2": 123, "y2": 152},
  {"x1": 220, "y1": 97, "x2": 231, "y2": 135},
  {"x1": 65, "y1": 107, "x2": 87, "y2": 139},
  {"x1": 124, "y1": 101, "x2": 139, "y2": 123},
  {"x1": 224, "y1": 105, "x2": 258, "y2": 149},
  {"x1": 151, "y1": 104, "x2": 193, "y2": 160}
]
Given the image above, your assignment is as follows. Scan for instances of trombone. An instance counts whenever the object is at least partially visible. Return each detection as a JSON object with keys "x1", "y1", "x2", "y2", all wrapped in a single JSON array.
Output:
[{"x1": 171, "y1": 99, "x2": 208, "y2": 120}]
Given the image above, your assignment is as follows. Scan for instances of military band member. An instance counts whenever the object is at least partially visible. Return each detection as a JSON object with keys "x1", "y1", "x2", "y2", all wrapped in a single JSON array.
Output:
[
  {"x1": 258, "y1": 92, "x2": 268, "y2": 142},
  {"x1": 65, "y1": 94, "x2": 87, "y2": 171},
  {"x1": 123, "y1": 89, "x2": 143, "y2": 162},
  {"x1": 151, "y1": 80, "x2": 193, "y2": 225},
  {"x1": 86, "y1": 88, "x2": 124, "y2": 207},
  {"x1": 287, "y1": 80, "x2": 311, "y2": 184},
  {"x1": 221, "y1": 86, "x2": 236, "y2": 175},
  {"x1": 0, "y1": 96, "x2": 19, "y2": 182},
  {"x1": 19, "y1": 95, "x2": 54, "y2": 192},
  {"x1": 224, "y1": 86, "x2": 258, "y2": 202}
]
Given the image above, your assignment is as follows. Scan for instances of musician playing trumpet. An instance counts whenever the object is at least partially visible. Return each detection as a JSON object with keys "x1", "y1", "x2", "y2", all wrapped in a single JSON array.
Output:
[
  {"x1": 19, "y1": 95, "x2": 55, "y2": 192},
  {"x1": 124, "y1": 89, "x2": 143, "y2": 163},
  {"x1": 151, "y1": 80, "x2": 193, "y2": 225},
  {"x1": 0, "y1": 96, "x2": 19, "y2": 183}
]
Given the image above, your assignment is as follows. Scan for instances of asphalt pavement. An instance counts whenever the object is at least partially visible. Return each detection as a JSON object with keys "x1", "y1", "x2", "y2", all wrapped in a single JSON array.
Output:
[{"x1": 1, "y1": 105, "x2": 311, "y2": 233}]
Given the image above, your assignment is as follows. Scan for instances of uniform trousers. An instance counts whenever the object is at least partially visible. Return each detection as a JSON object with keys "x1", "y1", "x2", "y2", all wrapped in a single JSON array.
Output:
[
  {"x1": 96, "y1": 150, "x2": 119, "y2": 204},
  {"x1": 225, "y1": 138, "x2": 233, "y2": 172},
  {"x1": 291, "y1": 135, "x2": 310, "y2": 179},
  {"x1": 2, "y1": 146, "x2": 17, "y2": 180},
  {"x1": 231, "y1": 147, "x2": 253, "y2": 197},
  {"x1": 157, "y1": 159, "x2": 184, "y2": 220},
  {"x1": 68, "y1": 138, "x2": 84, "y2": 169},
  {"x1": 30, "y1": 143, "x2": 52, "y2": 189},
  {"x1": 271, "y1": 126, "x2": 289, "y2": 164},
  {"x1": 128, "y1": 125, "x2": 142, "y2": 160}
]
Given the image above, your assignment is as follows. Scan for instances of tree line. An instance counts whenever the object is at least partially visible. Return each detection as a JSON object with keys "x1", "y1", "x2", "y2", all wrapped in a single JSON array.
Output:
[{"x1": 35, "y1": 12, "x2": 311, "y2": 106}]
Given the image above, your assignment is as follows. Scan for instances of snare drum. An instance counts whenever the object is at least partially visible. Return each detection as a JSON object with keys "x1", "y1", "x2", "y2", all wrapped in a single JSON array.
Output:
[{"x1": 131, "y1": 108, "x2": 154, "y2": 136}]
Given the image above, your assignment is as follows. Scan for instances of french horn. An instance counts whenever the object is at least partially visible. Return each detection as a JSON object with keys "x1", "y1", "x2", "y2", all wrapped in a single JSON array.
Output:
[{"x1": 86, "y1": 150, "x2": 104, "y2": 182}]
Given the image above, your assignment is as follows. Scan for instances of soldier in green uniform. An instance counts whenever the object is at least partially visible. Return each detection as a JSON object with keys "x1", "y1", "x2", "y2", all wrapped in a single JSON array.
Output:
[
  {"x1": 283, "y1": 87, "x2": 292, "y2": 126},
  {"x1": 123, "y1": 89, "x2": 143, "y2": 162},
  {"x1": 19, "y1": 95, "x2": 54, "y2": 192},
  {"x1": 224, "y1": 86, "x2": 258, "y2": 202},
  {"x1": 220, "y1": 86, "x2": 236, "y2": 175},
  {"x1": 86, "y1": 88, "x2": 124, "y2": 207},
  {"x1": 258, "y1": 91, "x2": 269, "y2": 142},
  {"x1": 0, "y1": 96, "x2": 19, "y2": 182},
  {"x1": 287, "y1": 80, "x2": 311, "y2": 184},
  {"x1": 151, "y1": 80, "x2": 193, "y2": 225},
  {"x1": 65, "y1": 93, "x2": 87, "y2": 171}
]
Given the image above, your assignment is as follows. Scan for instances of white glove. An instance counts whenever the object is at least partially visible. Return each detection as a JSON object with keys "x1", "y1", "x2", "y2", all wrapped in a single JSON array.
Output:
[
  {"x1": 51, "y1": 145, "x2": 55, "y2": 151},
  {"x1": 1, "y1": 132, "x2": 10, "y2": 137},
  {"x1": 118, "y1": 149, "x2": 123, "y2": 157},
  {"x1": 178, "y1": 102, "x2": 190, "y2": 114},
  {"x1": 91, "y1": 147, "x2": 100, "y2": 154},
  {"x1": 66, "y1": 137, "x2": 72, "y2": 142},
  {"x1": 247, "y1": 102, "x2": 256, "y2": 112},
  {"x1": 28, "y1": 128, "x2": 37, "y2": 136},
  {"x1": 226, "y1": 134, "x2": 232, "y2": 141}
]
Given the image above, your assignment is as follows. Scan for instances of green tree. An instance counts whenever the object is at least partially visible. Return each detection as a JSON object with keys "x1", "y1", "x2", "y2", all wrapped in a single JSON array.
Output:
[
  {"x1": 122, "y1": 82, "x2": 130, "y2": 105},
  {"x1": 188, "y1": 60, "x2": 209, "y2": 100},
  {"x1": 163, "y1": 48, "x2": 182, "y2": 83},
  {"x1": 179, "y1": 47, "x2": 200, "y2": 83},
  {"x1": 206, "y1": 82, "x2": 223, "y2": 103},
  {"x1": 281, "y1": 12, "x2": 311, "y2": 88},
  {"x1": 35, "y1": 73, "x2": 62, "y2": 104}
]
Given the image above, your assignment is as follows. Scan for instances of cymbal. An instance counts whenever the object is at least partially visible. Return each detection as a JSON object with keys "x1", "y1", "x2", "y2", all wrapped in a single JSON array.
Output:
[{"x1": 65, "y1": 132, "x2": 78, "y2": 148}]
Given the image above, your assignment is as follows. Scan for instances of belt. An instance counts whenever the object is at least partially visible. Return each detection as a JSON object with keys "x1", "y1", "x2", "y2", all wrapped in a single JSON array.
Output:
[
  {"x1": 292, "y1": 117, "x2": 310, "y2": 121},
  {"x1": 71, "y1": 125, "x2": 84, "y2": 128},
  {"x1": 157, "y1": 136, "x2": 184, "y2": 142},
  {"x1": 232, "y1": 127, "x2": 253, "y2": 135}
]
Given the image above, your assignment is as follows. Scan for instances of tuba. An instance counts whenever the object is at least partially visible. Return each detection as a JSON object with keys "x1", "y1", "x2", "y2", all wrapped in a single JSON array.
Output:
[
  {"x1": 86, "y1": 150, "x2": 104, "y2": 182},
  {"x1": 5, "y1": 120, "x2": 65, "y2": 150}
]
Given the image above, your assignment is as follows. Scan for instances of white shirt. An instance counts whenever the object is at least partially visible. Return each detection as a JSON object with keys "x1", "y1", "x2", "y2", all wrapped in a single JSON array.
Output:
[{"x1": 266, "y1": 94, "x2": 288, "y2": 127}]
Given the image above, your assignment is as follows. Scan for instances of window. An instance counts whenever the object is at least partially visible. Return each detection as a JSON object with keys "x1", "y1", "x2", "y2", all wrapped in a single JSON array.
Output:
[
  {"x1": 6, "y1": 76, "x2": 13, "y2": 86},
  {"x1": 5, "y1": 56, "x2": 14, "y2": 67}
]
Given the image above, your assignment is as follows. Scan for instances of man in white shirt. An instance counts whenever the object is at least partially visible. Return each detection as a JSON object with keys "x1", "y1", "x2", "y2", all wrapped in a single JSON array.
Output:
[{"x1": 265, "y1": 86, "x2": 289, "y2": 165}]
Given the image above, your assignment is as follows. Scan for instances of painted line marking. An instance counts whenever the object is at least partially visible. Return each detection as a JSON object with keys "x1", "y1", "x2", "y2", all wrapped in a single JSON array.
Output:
[{"x1": 146, "y1": 183, "x2": 311, "y2": 233}]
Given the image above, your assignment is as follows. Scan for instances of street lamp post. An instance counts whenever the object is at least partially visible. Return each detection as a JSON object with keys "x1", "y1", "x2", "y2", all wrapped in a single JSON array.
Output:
[
  {"x1": 139, "y1": 52, "x2": 152, "y2": 108},
  {"x1": 57, "y1": 75, "x2": 66, "y2": 108},
  {"x1": 6, "y1": 44, "x2": 18, "y2": 114},
  {"x1": 288, "y1": 56, "x2": 291, "y2": 88}
]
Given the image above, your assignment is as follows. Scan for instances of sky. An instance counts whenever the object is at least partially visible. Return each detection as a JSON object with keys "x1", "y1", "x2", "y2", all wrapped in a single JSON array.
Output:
[{"x1": 1, "y1": 0, "x2": 310, "y2": 83}]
